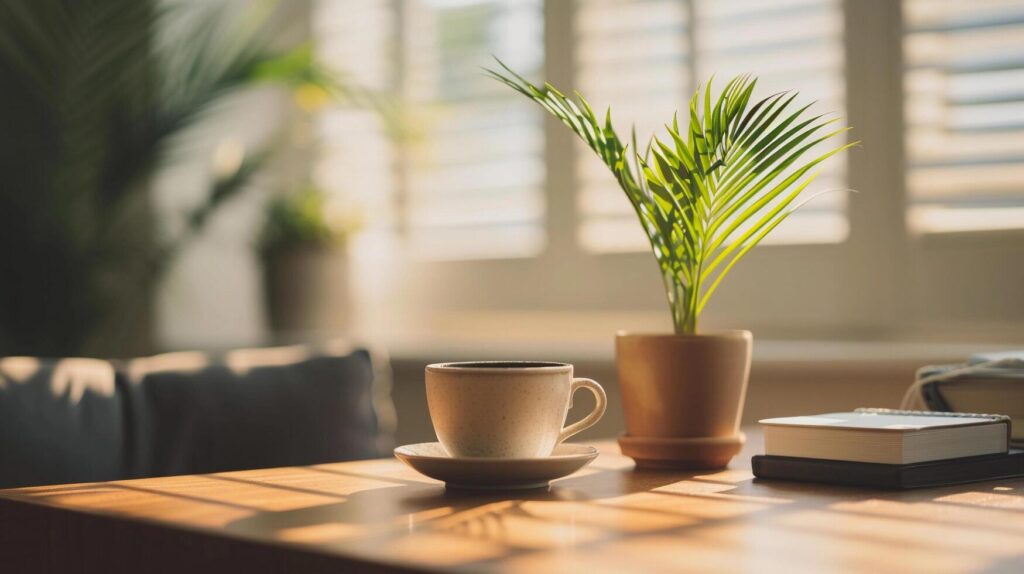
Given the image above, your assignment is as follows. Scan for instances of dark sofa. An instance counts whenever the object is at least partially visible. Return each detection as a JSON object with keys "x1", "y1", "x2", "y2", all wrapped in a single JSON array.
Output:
[{"x1": 0, "y1": 342, "x2": 394, "y2": 489}]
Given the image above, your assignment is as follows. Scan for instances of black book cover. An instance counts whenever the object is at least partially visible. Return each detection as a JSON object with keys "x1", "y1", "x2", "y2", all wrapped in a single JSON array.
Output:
[{"x1": 752, "y1": 450, "x2": 1024, "y2": 489}]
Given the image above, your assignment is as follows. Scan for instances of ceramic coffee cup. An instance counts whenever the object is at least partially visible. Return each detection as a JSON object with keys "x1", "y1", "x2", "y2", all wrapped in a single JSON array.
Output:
[{"x1": 425, "y1": 361, "x2": 607, "y2": 458}]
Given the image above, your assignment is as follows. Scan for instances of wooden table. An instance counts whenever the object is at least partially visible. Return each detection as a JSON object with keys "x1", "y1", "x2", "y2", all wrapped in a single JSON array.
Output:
[{"x1": 2, "y1": 431, "x2": 1023, "y2": 574}]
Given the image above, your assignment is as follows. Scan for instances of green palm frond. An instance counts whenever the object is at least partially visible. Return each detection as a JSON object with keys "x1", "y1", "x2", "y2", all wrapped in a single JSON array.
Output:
[
  {"x1": 0, "y1": 0, "x2": 382, "y2": 356},
  {"x1": 487, "y1": 60, "x2": 857, "y2": 334}
]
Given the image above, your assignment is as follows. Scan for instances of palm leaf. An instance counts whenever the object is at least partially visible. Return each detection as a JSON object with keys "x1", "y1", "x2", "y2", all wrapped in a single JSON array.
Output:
[{"x1": 488, "y1": 59, "x2": 857, "y2": 334}]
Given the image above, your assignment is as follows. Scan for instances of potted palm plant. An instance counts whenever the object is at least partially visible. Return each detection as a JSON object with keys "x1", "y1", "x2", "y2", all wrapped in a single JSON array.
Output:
[
  {"x1": 489, "y1": 62, "x2": 855, "y2": 468},
  {"x1": 258, "y1": 186, "x2": 362, "y2": 338}
]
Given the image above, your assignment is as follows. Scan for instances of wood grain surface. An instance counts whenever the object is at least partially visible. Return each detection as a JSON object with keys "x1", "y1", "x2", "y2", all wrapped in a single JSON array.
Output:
[{"x1": 1, "y1": 431, "x2": 1023, "y2": 573}]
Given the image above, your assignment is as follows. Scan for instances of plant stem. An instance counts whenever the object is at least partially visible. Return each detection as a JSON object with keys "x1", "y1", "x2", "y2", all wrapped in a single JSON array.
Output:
[
  {"x1": 666, "y1": 273, "x2": 698, "y2": 335},
  {"x1": 688, "y1": 257, "x2": 703, "y2": 334},
  {"x1": 662, "y1": 268, "x2": 683, "y2": 334}
]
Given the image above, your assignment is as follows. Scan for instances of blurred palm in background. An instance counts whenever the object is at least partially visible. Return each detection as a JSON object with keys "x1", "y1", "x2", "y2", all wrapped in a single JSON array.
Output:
[{"x1": 0, "y1": 0, "x2": 339, "y2": 357}]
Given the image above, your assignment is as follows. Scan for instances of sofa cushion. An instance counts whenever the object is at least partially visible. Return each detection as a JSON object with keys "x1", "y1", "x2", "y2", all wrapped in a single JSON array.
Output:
[
  {"x1": 124, "y1": 343, "x2": 391, "y2": 477},
  {"x1": 0, "y1": 357, "x2": 126, "y2": 488}
]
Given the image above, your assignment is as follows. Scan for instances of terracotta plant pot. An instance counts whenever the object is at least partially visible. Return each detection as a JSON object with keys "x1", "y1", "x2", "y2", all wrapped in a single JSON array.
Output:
[
  {"x1": 263, "y1": 246, "x2": 351, "y2": 338},
  {"x1": 616, "y1": 331, "x2": 752, "y2": 469}
]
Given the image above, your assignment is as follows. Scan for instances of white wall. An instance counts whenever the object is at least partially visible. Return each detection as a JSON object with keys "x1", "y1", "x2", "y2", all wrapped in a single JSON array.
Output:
[
  {"x1": 152, "y1": 0, "x2": 312, "y2": 352},
  {"x1": 152, "y1": 90, "x2": 286, "y2": 351}
]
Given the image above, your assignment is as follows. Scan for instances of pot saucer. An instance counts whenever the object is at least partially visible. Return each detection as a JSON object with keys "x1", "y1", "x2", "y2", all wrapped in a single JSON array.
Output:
[
  {"x1": 619, "y1": 433, "x2": 746, "y2": 470},
  {"x1": 394, "y1": 442, "x2": 598, "y2": 490}
]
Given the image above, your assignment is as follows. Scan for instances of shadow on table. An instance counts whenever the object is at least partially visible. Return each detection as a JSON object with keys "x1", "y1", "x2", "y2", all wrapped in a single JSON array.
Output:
[
  {"x1": 207, "y1": 454, "x2": 1024, "y2": 570},
  {"x1": 22, "y1": 452, "x2": 1022, "y2": 572}
]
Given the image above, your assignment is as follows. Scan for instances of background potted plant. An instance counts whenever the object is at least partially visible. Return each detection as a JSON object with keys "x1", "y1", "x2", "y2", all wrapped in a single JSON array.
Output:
[
  {"x1": 258, "y1": 186, "x2": 363, "y2": 339},
  {"x1": 489, "y1": 63, "x2": 856, "y2": 468}
]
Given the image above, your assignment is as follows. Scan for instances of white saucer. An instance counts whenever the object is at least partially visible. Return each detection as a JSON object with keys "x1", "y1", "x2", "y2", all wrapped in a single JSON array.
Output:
[{"x1": 394, "y1": 442, "x2": 598, "y2": 490}]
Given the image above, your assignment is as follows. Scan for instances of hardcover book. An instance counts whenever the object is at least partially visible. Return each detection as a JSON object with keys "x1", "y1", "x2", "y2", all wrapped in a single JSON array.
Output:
[{"x1": 759, "y1": 408, "x2": 1010, "y2": 465}]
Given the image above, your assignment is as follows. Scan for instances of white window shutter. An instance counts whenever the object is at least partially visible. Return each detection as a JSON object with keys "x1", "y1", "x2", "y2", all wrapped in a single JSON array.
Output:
[{"x1": 905, "y1": 0, "x2": 1024, "y2": 233}]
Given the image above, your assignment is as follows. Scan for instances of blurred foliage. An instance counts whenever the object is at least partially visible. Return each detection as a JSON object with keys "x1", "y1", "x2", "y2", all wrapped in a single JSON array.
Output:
[
  {"x1": 0, "y1": 0, "x2": 354, "y2": 357},
  {"x1": 258, "y1": 186, "x2": 363, "y2": 257}
]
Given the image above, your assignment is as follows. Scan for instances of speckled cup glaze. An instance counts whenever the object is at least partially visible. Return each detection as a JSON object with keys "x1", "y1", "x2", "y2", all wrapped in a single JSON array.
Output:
[{"x1": 426, "y1": 361, "x2": 607, "y2": 458}]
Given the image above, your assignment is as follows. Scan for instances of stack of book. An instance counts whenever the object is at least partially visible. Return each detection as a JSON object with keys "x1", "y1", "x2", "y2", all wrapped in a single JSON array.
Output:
[{"x1": 752, "y1": 408, "x2": 1024, "y2": 489}]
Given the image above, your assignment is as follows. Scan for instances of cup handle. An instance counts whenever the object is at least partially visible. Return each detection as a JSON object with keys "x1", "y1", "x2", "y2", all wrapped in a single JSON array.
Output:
[{"x1": 557, "y1": 378, "x2": 607, "y2": 444}]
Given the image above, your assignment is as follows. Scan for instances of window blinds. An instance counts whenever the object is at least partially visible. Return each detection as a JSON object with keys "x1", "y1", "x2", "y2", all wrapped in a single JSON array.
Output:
[
  {"x1": 314, "y1": 0, "x2": 398, "y2": 240},
  {"x1": 904, "y1": 0, "x2": 1024, "y2": 233},
  {"x1": 315, "y1": 0, "x2": 544, "y2": 260},
  {"x1": 403, "y1": 0, "x2": 546, "y2": 259},
  {"x1": 575, "y1": 0, "x2": 692, "y2": 252}
]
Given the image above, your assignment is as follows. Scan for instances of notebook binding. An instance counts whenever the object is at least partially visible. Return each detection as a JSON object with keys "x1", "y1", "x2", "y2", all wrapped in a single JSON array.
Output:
[{"x1": 855, "y1": 407, "x2": 1011, "y2": 423}]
